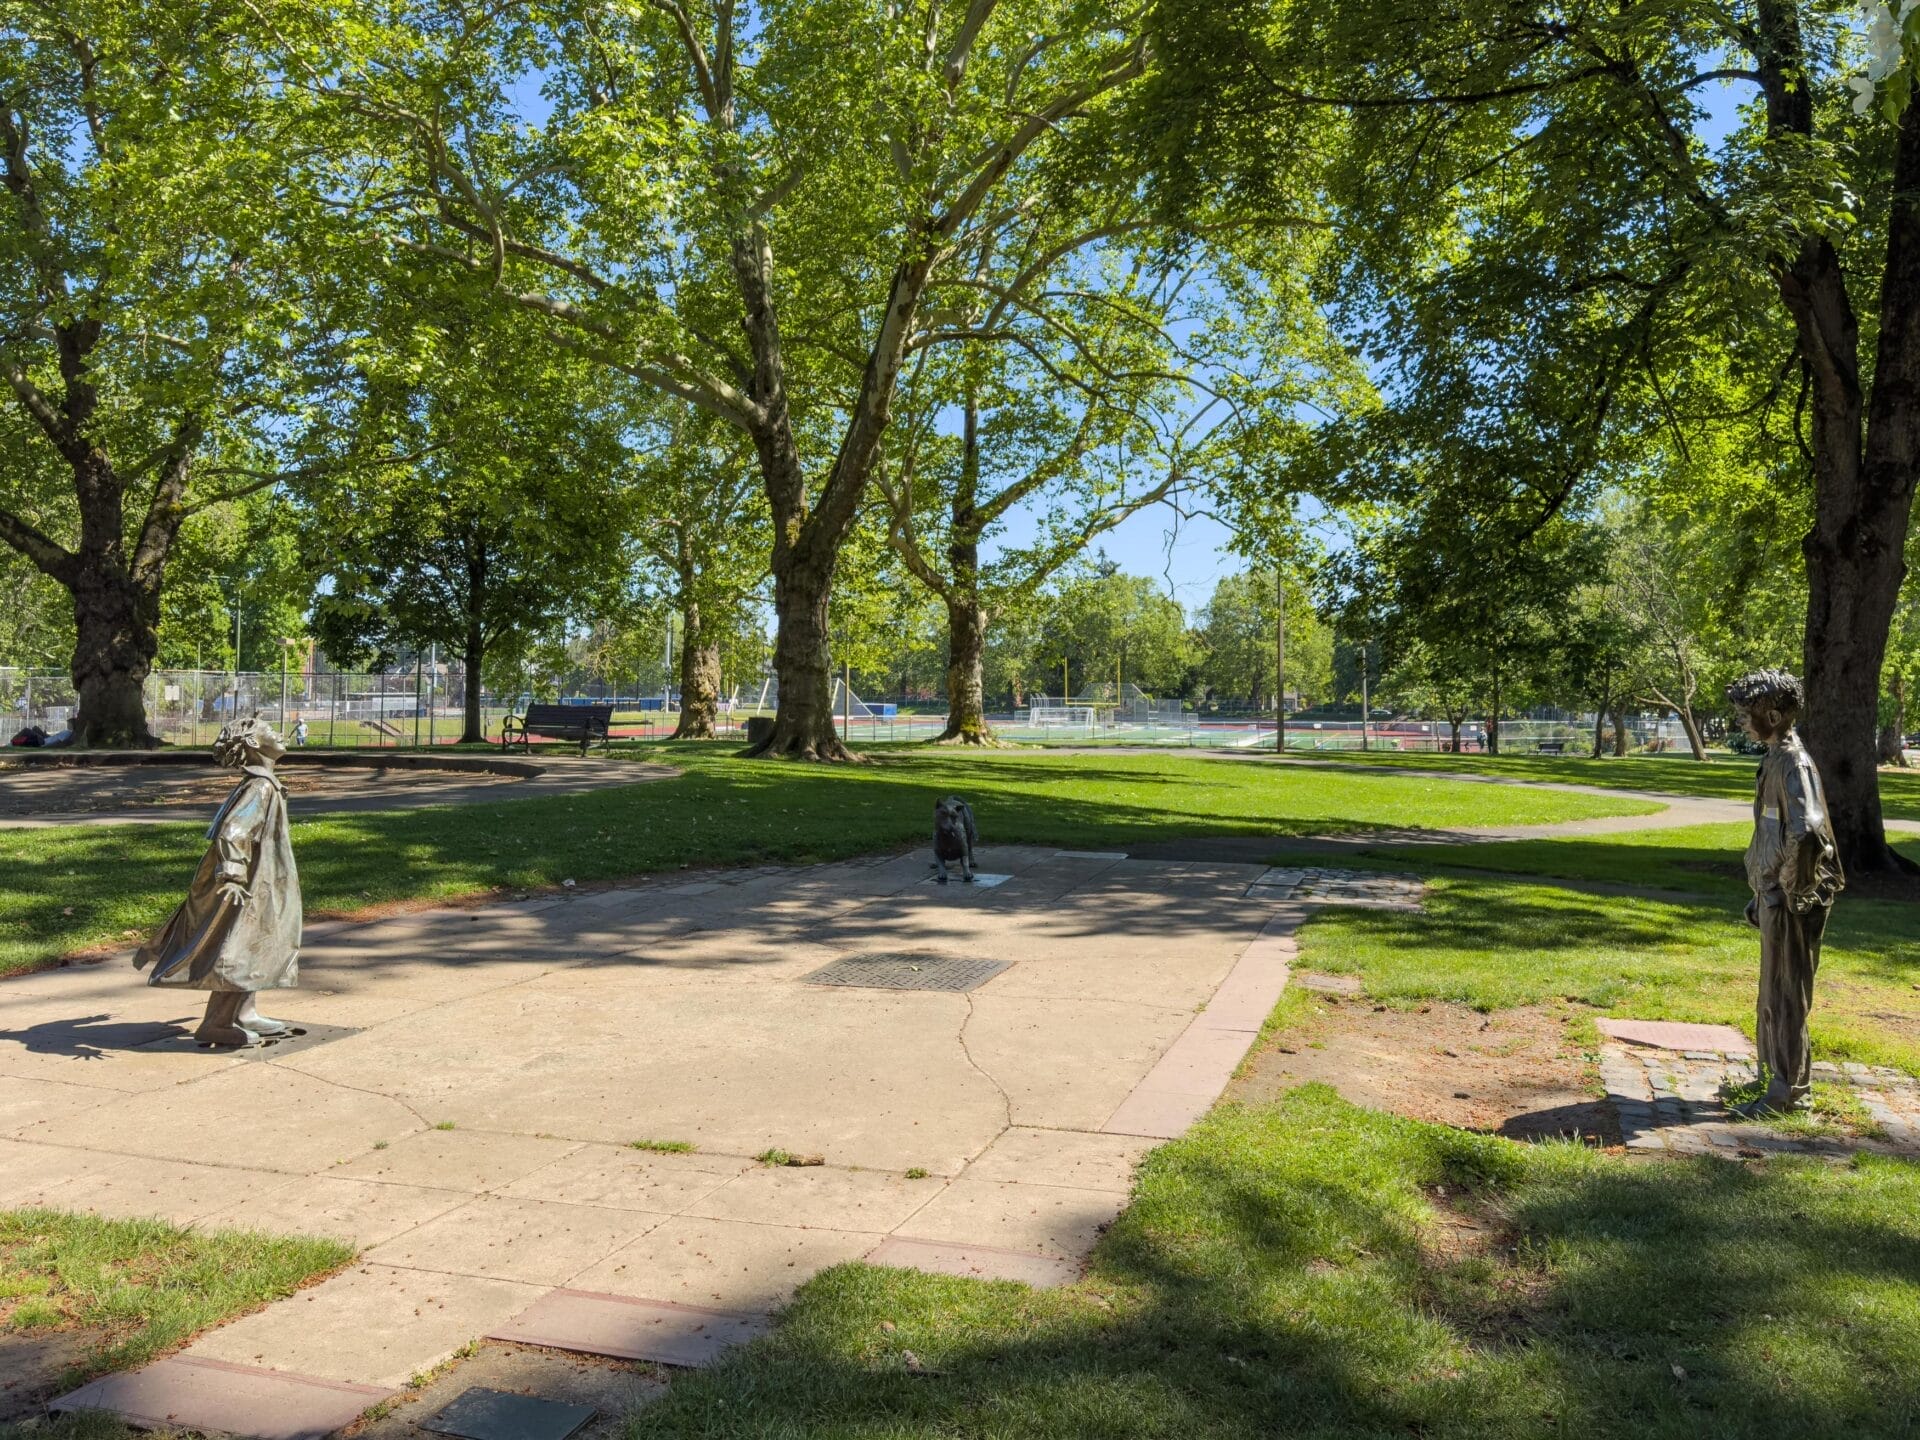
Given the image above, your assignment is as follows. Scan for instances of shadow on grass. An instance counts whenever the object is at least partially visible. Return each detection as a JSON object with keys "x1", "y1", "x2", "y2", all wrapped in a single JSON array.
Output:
[
  {"x1": 628, "y1": 1089, "x2": 1920, "y2": 1440},
  {"x1": 0, "y1": 749, "x2": 1646, "y2": 976},
  {"x1": 1280, "y1": 749, "x2": 1920, "y2": 821}
]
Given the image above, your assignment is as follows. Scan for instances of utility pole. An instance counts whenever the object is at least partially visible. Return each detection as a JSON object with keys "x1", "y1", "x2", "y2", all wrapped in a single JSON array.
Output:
[
  {"x1": 1275, "y1": 568, "x2": 1286, "y2": 755},
  {"x1": 1359, "y1": 643, "x2": 1371, "y2": 752},
  {"x1": 1061, "y1": 656, "x2": 1069, "y2": 705},
  {"x1": 844, "y1": 658, "x2": 852, "y2": 740}
]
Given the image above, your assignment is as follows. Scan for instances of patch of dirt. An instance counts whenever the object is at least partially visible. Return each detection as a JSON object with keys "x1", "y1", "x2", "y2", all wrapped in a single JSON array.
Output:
[
  {"x1": 1233, "y1": 984, "x2": 1616, "y2": 1144},
  {"x1": 0, "y1": 1327, "x2": 100, "y2": 1421}
]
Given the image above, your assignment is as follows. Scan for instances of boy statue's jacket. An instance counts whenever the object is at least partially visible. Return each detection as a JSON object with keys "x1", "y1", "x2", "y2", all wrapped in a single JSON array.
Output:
[
  {"x1": 135, "y1": 765, "x2": 302, "y2": 992},
  {"x1": 1745, "y1": 732, "x2": 1845, "y2": 913}
]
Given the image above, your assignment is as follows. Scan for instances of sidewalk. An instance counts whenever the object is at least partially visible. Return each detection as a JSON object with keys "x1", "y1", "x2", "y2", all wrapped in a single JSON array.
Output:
[{"x1": 3, "y1": 846, "x2": 1307, "y2": 1435}]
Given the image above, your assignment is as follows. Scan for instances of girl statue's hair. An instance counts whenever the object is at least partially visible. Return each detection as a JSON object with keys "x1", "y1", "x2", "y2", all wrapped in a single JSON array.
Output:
[{"x1": 212, "y1": 717, "x2": 278, "y2": 769}]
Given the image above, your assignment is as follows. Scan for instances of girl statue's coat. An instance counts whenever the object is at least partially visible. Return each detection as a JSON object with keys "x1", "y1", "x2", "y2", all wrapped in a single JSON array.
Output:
[{"x1": 135, "y1": 763, "x2": 301, "y2": 993}]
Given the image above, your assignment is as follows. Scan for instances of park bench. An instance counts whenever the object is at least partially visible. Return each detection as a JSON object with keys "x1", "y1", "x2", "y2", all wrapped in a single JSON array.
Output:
[
  {"x1": 500, "y1": 702, "x2": 614, "y2": 755},
  {"x1": 1536, "y1": 739, "x2": 1567, "y2": 756}
]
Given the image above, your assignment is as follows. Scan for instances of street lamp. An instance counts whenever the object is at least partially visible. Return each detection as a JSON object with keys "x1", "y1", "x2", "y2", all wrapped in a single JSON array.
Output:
[
  {"x1": 222, "y1": 585, "x2": 244, "y2": 717},
  {"x1": 1358, "y1": 642, "x2": 1371, "y2": 752},
  {"x1": 278, "y1": 637, "x2": 296, "y2": 728}
]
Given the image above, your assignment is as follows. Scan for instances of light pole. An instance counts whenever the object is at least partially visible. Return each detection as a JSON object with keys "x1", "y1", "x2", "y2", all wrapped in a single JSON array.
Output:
[
  {"x1": 225, "y1": 586, "x2": 244, "y2": 717},
  {"x1": 1358, "y1": 642, "x2": 1371, "y2": 752},
  {"x1": 1275, "y1": 568, "x2": 1287, "y2": 755}
]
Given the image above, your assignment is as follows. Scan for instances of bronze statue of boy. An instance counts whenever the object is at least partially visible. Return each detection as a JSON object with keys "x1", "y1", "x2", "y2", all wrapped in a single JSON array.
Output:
[
  {"x1": 135, "y1": 717, "x2": 303, "y2": 1047},
  {"x1": 1727, "y1": 669, "x2": 1845, "y2": 1112}
]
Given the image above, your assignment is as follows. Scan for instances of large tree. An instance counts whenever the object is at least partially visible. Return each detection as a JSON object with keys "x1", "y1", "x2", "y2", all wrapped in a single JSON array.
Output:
[
  {"x1": 1146, "y1": 0, "x2": 1919, "y2": 871},
  {"x1": 305, "y1": 308, "x2": 633, "y2": 744},
  {"x1": 878, "y1": 236, "x2": 1333, "y2": 741},
  {"x1": 1332, "y1": 501, "x2": 1606, "y2": 757},
  {"x1": 0, "y1": 1, "x2": 367, "y2": 744},
  {"x1": 324, "y1": 0, "x2": 1154, "y2": 759},
  {"x1": 1030, "y1": 561, "x2": 1196, "y2": 700},
  {"x1": 1197, "y1": 569, "x2": 1330, "y2": 711},
  {"x1": 629, "y1": 414, "x2": 770, "y2": 740}
]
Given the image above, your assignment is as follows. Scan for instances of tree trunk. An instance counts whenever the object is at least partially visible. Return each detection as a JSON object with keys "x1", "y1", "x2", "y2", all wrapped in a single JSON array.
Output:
[
  {"x1": 1676, "y1": 704, "x2": 1707, "y2": 761},
  {"x1": 674, "y1": 597, "x2": 723, "y2": 740},
  {"x1": 749, "y1": 556, "x2": 848, "y2": 759},
  {"x1": 1486, "y1": 667, "x2": 1501, "y2": 756},
  {"x1": 68, "y1": 449, "x2": 162, "y2": 746},
  {"x1": 1755, "y1": 5, "x2": 1916, "y2": 873},
  {"x1": 1592, "y1": 707, "x2": 1605, "y2": 759},
  {"x1": 1448, "y1": 717, "x2": 1462, "y2": 753},
  {"x1": 70, "y1": 566, "x2": 159, "y2": 747},
  {"x1": 461, "y1": 622, "x2": 486, "y2": 745},
  {"x1": 936, "y1": 595, "x2": 994, "y2": 743},
  {"x1": 1611, "y1": 706, "x2": 1629, "y2": 757}
]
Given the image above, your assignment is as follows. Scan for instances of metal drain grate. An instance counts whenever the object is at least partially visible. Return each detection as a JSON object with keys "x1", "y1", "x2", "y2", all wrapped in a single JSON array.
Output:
[{"x1": 805, "y1": 952, "x2": 1010, "y2": 992}]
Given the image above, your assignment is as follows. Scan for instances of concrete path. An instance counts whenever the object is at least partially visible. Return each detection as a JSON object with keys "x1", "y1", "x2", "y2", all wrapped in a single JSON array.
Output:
[
  {"x1": 5, "y1": 846, "x2": 1314, "y2": 1436},
  {"x1": 0, "y1": 754, "x2": 667, "y2": 828}
]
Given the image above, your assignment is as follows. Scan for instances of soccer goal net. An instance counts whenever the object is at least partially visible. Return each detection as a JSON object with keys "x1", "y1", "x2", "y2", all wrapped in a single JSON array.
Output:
[
  {"x1": 1073, "y1": 681, "x2": 1189, "y2": 728},
  {"x1": 1029, "y1": 701, "x2": 1099, "y2": 729},
  {"x1": 746, "y1": 677, "x2": 879, "y2": 721}
]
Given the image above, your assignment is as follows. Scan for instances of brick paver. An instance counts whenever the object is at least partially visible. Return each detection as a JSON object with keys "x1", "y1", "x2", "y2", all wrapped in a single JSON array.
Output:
[
  {"x1": 1600, "y1": 1040, "x2": 1920, "y2": 1158},
  {"x1": 1245, "y1": 867, "x2": 1424, "y2": 907}
]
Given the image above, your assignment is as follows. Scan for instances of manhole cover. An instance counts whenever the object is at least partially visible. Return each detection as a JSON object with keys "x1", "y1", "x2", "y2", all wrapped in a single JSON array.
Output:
[{"x1": 805, "y1": 953, "x2": 1010, "y2": 992}]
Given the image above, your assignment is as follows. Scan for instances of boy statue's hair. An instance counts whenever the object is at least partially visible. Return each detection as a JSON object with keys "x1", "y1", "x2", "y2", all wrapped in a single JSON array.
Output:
[{"x1": 1725, "y1": 667, "x2": 1803, "y2": 722}]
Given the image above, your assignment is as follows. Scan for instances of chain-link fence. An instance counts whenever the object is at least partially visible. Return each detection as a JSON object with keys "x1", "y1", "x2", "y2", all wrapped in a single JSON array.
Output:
[
  {"x1": 0, "y1": 662, "x2": 1713, "y2": 756},
  {"x1": 0, "y1": 666, "x2": 674, "y2": 748}
]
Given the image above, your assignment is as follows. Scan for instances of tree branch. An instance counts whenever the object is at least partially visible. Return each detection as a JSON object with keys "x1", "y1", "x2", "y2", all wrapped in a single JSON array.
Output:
[{"x1": 0, "y1": 504, "x2": 75, "y2": 580}]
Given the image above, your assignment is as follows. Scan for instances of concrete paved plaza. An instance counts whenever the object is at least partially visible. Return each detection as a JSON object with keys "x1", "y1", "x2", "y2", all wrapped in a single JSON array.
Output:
[{"x1": 3, "y1": 845, "x2": 1307, "y2": 1431}]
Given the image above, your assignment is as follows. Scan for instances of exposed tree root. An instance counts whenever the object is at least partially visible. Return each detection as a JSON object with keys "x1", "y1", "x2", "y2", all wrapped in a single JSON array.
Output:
[{"x1": 929, "y1": 725, "x2": 1004, "y2": 747}]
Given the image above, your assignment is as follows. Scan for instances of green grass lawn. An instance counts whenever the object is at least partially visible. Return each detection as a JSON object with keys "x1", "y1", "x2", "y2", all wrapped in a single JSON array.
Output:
[
  {"x1": 0, "y1": 1208, "x2": 352, "y2": 1395},
  {"x1": 0, "y1": 745, "x2": 1658, "y2": 977},
  {"x1": 1275, "y1": 825, "x2": 1920, "y2": 1074},
  {"x1": 1291, "y1": 749, "x2": 1920, "y2": 819},
  {"x1": 625, "y1": 1087, "x2": 1920, "y2": 1440}
]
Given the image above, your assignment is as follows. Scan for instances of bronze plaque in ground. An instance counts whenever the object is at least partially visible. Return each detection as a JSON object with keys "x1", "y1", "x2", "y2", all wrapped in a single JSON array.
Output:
[
  {"x1": 133, "y1": 1021, "x2": 361, "y2": 1061},
  {"x1": 805, "y1": 953, "x2": 1010, "y2": 992},
  {"x1": 423, "y1": 1387, "x2": 595, "y2": 1440}
]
